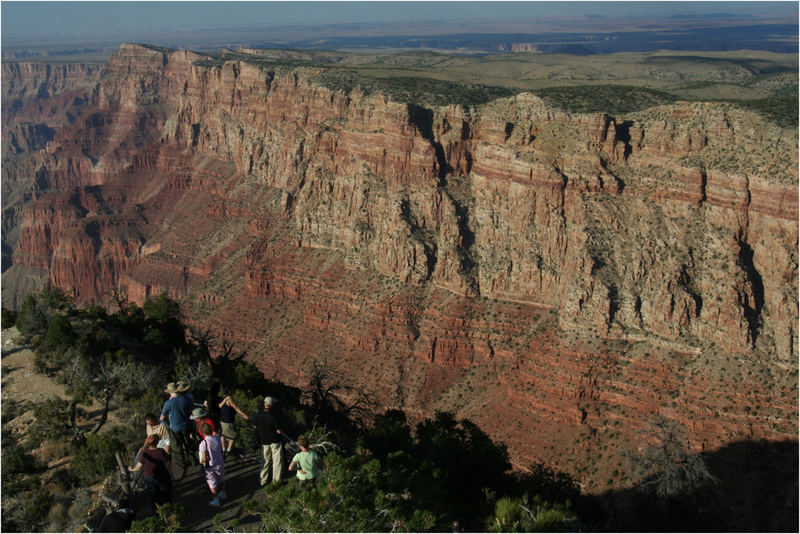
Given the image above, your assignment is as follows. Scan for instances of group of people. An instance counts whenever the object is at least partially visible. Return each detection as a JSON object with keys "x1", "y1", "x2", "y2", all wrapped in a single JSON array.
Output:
[{"x1": 129, "y1": 381, "x2": 321, "y2": 513}]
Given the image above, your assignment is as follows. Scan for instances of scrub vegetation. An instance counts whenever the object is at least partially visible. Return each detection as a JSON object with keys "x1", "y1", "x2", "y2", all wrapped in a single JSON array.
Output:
[{"x1": 193, "y1": 48, "x2": 797, "y2": 126}]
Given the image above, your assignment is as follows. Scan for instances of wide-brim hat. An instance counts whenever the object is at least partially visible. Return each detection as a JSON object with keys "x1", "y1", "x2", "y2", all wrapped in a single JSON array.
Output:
[
  {"x1": 190, "y1": 407, "x2": 208, "y2": 420},
  {"x1": 164, "y1": 382, "x2": 178, "y2": 394},
  {"x1": 176, "y1": 380, "x2": 191, "y2": 392}
]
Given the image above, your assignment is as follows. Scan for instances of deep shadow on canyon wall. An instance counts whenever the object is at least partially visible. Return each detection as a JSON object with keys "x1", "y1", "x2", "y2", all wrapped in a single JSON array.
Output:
[{"x1": 597, "y1": 439, "x2": 798, "y2": 532}]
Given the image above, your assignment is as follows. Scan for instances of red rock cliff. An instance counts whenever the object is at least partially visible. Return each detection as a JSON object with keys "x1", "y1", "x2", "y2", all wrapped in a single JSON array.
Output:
[{"x1": 3, "y1": 44, "x2": 797, "y2": 489}]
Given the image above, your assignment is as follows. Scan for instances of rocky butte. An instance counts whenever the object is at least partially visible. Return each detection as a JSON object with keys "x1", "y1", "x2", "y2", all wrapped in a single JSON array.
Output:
[{"x1": 2, "y1": 44, "x2": 797, "y2": 490}]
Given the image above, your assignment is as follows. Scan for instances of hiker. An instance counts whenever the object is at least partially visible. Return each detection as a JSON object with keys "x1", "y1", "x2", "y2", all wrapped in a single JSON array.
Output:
[
  {"x1": 288, "y1": 434, "x2": 321, "y2": 488},
  {"x1": 133, "y1": 413, "x2": 172, "y2": 483},
  {"x1": 176, "y1": 380, "x2": 194, "y2": 402},
  {"x1": 219, "y1": 387, "x2": 250, "y2": 456},
  {"x1": 254, "y1": 396, "x2": 283, "y2": 486},
  {"x1": 145, "y1": 413, "x2": 170, "y2": 451},
  {"x1": 198, "y1": 422, "x2": 227, "y2": 507},
  {"x1": 204, "y1": 381, "x2": 222, "y2": 428},
  {"x1": 160, "y1": 381, "x2": 196, "y2": 476},
  {"x1": 129, "y1": 434, "x2": 173, "y2": 514},
  {"x1": 190, "y1": 407, "x2": 217, "y2": 440}
]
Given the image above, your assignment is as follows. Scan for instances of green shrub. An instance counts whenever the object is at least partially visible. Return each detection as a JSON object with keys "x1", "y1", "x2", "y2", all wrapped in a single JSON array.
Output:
[
  {"x1": 251, "y1": 451, "x2": 437, "y2": 532},
  {"x1": 517, "y1": 462, "x2": 581, "y2": 504},
  {"x1": 2, "y1": 443, "x2": 45, "y2": 480},
  {"x1": 105, "y1": 423, "x2": 144, "y2": 458},
  {"x1": 1, "y1": 399, "x2": 30, "y2": 424},
  {"x1": 491, "y1": 496, "x2": 527, "y2": 532},
  {"x1": 15, "y1": 295, "x2": 48, "y2": 338},
  {"x1": 119, "y1": 388, "x2": 165, "y2": 427},
  {"x1": 29, "y1": 397, "x2": 84, "y2": 447},
  {"x1": 3, "y1": 473, "x2": 40, "y2": 494},
  {"x1": 71, "y1": 432, "x2": 124, "y2": 485},
  {"x1": 111, "y1": 302, "x2": 147, "y2": 338},
  {"x1": 38, "y1": 440, "x2": 73, "y2": 463},
  {"x1": 488, "y1": 494, "x2": 576, "y2": 532},
  {"x1": 42, "y1": 313, "x2": 76, "y2": 350},
  {"x1": 535, "y1": 85, "x2": 677, "y2": 114},
  {"x1": 412, "y1": 412, "x2": 511, "y2": 519},
  {"x1": 37, "y1": 287, "x2": 73, "y2": 311},
  {"x1": 142, "y1": 294, "x2": 185, "y2": 349},
  {"x1": 81, "y1": 304, "x2": 109, "y2": 321},
  {"x1": 730, "y1": 92, "x2": 798, "y2": 128},
  {"x1": 2, "y1": 487, "x2": 52, "y2": 532},
  {"x1": 234, "y1": 391, "x2": 264, "y2": 453},
  {"x1": 129, "y1": 502, "x2": 187, "y2": 532},
  {"x1": 143, "y1": 293, "x2": 181, "y2": 322},
  {"x1": 48, "y1": 468, "x2": 79, "y2": 491},
  {"x1": 76, "y1": 324, "x2": 120, "y2": 359},
  {"x1": 232, "y1": 361, "x2": 273, "y2": 393},
  {"x1": 363, "y1": 409, "x2": 413, "y2": 462},
  {"x1": 2, "y1": 307, "x2": 17, "y2": 329}
]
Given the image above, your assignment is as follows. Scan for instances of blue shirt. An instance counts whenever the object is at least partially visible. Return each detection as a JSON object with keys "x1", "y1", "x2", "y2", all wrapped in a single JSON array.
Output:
[{"x1": 160, "y1": 395, "x2": 193, "y2": 432}]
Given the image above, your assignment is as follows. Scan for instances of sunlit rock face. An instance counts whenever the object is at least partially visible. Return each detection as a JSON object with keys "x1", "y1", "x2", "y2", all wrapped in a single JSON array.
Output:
[{"x1": 3, "y1": 44, "x2": 796, "y2": 489}]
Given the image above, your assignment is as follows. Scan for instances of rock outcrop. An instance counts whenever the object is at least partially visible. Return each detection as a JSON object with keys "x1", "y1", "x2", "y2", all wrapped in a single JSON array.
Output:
[{"x1": 2, "y1": 45, "x2": 797, "y2": 489}]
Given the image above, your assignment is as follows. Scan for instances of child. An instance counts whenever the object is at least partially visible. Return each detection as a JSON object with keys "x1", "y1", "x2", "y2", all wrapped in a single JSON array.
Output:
[
  {"x1": 198, "y1": 422, "x2": 227, "y2": 507},
  {"x1": 288, "y1": 435, "x2": 321, "y2": 487}
]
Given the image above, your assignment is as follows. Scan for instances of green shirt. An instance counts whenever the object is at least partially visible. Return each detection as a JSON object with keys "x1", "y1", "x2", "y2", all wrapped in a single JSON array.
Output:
[{"x1": 292, "y1": 450, "x2": 320, "y2": 480}]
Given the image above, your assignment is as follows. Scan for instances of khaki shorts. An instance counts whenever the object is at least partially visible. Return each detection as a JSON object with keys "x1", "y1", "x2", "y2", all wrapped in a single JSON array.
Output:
[{"x1": 221, "y1": 421, "x2": 238, "y2": 440}]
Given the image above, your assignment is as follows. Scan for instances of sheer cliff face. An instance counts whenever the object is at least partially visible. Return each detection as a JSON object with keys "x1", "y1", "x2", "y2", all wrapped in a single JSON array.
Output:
[
  {"x1": 3, "y1": 45, "x2": 797, "y2": 484},
  {"x1": 1, "y1": 62, "x2": 103, "y2": 275}
]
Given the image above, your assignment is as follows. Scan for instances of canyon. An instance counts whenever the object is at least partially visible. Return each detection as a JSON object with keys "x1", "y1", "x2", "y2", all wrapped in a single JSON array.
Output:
[{"x1": 2, "y1": 44, "x2": 797, "y2": 490}]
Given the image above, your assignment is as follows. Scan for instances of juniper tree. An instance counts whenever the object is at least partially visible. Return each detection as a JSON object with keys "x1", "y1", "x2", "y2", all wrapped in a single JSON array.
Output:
[{"x1": 627, "y1": 416, "x2": 718, "y2": 498}]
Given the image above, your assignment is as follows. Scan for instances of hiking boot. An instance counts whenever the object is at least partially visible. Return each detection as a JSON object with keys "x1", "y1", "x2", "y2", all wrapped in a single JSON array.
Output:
[
  {"x1": 218, "y1": 490, "x2": 228, "y2": 500},
  {"x1": 209, "y1": 497, "x2": 221, "y2": 507}
]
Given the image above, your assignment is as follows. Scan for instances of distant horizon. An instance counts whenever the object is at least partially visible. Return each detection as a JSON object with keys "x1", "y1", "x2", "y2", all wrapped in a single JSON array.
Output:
[{"x1": 2, "y1": 1, "x2": 798, "y2": 43}]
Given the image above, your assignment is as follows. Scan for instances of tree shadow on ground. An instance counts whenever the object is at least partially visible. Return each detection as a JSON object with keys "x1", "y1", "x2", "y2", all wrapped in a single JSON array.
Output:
[
  {"x1": 598, "y1": 439, "x2": 798, "y2": 532},
  {"x1": 1, "y1": 345, "x2": 33, "y2": 359}
]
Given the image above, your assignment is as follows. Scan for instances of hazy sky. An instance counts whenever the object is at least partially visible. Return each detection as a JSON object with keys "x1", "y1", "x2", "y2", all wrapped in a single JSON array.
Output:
[{"x1": 2, "y1": 1, "x2": 797, "y2": 39}]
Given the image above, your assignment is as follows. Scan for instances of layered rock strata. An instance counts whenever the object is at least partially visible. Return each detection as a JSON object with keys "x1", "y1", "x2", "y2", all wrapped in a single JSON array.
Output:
[{"x1": 3, "y1": 44, "x2": 797, "y2": 488}]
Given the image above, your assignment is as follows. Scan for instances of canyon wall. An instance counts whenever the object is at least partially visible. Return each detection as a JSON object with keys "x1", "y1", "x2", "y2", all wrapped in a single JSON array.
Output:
[
  {"x1": 1, "y1": 61, "x2": 103, "y2": 276},
  {"x1": 2, "y1": 45, "x2": 797, "y2": 489}
]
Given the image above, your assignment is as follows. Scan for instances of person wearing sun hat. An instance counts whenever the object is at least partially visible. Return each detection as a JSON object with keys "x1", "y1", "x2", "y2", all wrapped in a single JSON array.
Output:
[
  {"x1": 190, "y1": 406, "x2": 218, "y2": 440},
  {"x1": 175, "y1": 380, "x2": 194, "y2": 402},
  {"x1": 160, "y1": 380, "x2": 196, "y2": 476}
]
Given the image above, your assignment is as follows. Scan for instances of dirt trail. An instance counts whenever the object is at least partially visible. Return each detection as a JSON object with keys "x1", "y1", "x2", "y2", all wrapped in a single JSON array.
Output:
[
  {"x1": 2, "y1": 327, "x2": 74, "y2": 441},
  {"x1": 1, "y1": 327, "x2": 116, "y2": 437},
  {"x1": 2, "y1": 328, "x2": 68, "y2": 400},
  {"x1": 173, "y1": 454, "x2": 266, "y2": 532}
]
